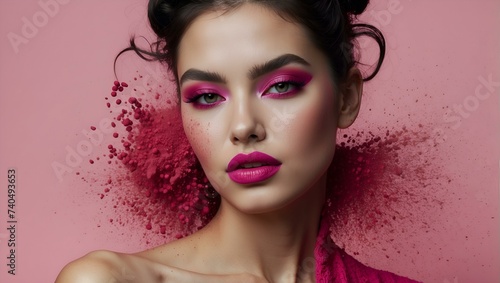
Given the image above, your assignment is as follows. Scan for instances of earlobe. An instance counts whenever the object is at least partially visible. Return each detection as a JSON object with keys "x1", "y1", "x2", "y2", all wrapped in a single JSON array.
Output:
[{"x1": 337, "y1": 67, "x2": 363, "y2": 129}]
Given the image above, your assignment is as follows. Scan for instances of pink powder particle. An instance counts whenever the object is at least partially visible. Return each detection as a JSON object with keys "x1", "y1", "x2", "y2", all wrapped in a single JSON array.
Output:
[
  {"x1": 116, "y1": 99, "x2": 122, "y2": 105},
  {"x1": 113, "y1": 133, "x2": 119, "y2": 138},
  {"x1": 111, "y1": 91, "x2": 117, "y2": 97},
  {"x1": 111, "y1": 122, "x2": 116, "y2": 127},
  {"x1": 160, "y1": 225, "x2": 166, "y2": 234},
  {"x1": 114, "y1": 81, "x2": 120, "y2": 87},
  {"x1": 122, "y1": 118, "x2": 133, "y2": 126},
  {"x1": 89, "y1": 159, "x2": 94, "y2": 164},
  {"x1": 112, "y1": 85, "x2": 118, "y2": 91},
  {"x1": 146, "y1": 223, "x2": 152, "y2": 230},
  {"x1": 201, "y1": 206, "x2": 210, "y2": 215},
  {"x1": 90, "y1": 126, "x2": 96, "y2": 131},
  {"x1": 121, "y1": 82, "x2": 128, "y2": 87}
]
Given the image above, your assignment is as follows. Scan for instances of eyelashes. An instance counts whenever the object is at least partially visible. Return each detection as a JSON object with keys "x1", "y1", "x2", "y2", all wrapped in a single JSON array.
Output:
[
  {"x1": 183, "y1": 71, "x2": 312, "y2": 109},
  {"x1": 262, "y1": 79, "x2": 306, "y2": 99},
  {"x1": 185, "y1": 91, "x2": 226, "y2": 109}
]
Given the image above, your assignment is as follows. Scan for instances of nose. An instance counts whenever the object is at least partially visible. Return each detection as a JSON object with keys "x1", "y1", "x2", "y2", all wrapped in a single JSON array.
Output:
[{"x1": 229, "y1": 96, "x2": 266, "y2": 145}]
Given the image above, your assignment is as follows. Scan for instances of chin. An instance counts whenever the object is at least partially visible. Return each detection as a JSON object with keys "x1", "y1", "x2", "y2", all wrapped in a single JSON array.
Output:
[{"x1": 222, "y1": 181, "x2": 320, "y2": 215}]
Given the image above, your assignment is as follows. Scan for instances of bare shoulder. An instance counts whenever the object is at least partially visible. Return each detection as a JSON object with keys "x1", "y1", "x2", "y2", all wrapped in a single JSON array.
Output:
[
  {"x1": 55, "y1": 249, "x2": 179, "y2": 283},
  {"x1": 54, "y1": 241, "x2": 189, "y2": 283},
  {"x1": 134, "y1": 239, "x2": 189, "y2": 266},
  {"x1": 134, "y1": 232, "x2": 207, "y2": 268},
  {"x1": 55, "y1": 244, "x2": 267, "y2": 283},
  {"x1": 55, "y1": 250, "x2": 124, "y2": 283}
]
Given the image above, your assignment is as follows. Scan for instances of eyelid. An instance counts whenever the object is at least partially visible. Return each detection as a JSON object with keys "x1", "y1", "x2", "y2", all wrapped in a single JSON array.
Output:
[
  {"x1": 181, "y1": 83, "x2": 228, "y2": 102},
  {"x1": 180, "y1": 68, "x2": 312, "y2": 101},
  {"x1": 257, "y1": 69, "x2": 313, "y2": 95}
]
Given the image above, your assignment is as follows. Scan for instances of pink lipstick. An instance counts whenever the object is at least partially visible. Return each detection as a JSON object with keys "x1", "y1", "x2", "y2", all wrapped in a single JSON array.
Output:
[{"x1": 226, "y1": 151, "x2": 282, "y2": 184}]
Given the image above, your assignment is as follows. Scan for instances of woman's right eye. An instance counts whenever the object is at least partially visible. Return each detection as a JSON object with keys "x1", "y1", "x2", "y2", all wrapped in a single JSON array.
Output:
[
  {"x1": 185, "y1": 92, "x2": 226, "y2": 109},
  {"x1": 197, "y1": 93, "x2": 223, "y2": 104}
]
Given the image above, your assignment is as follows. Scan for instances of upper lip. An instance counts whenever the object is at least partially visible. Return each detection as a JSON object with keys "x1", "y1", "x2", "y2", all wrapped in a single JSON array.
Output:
[{"x1": 227, "y1": 151, "x2": 281, "y2": 172}]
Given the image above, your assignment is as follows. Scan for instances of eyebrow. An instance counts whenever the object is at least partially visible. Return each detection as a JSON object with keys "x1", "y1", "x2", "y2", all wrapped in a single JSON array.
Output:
[
  {"x1": 248, "y1": 54, "x2": 310, "y2": 79},
  {"x1": 179, "y1": 54, "x2": 310, "y2": 86},
  {"x1": 179, "y1": 70, "x2": 227, "y2": 86}
]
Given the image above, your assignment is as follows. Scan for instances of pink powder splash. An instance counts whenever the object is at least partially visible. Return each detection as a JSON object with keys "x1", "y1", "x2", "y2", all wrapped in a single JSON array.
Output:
[
  {"x1": 84, "y1": 74, "x2": 448, "y2": 252},
  {"x1": 326, "y1": 128, "x2": 449, "y2": 259},
  {"x1": 84, "y1": 76, "x2": 219, "y2": 244},
  {"x1": 110, "y1": 102, "x2": 219, "y2": 238}
]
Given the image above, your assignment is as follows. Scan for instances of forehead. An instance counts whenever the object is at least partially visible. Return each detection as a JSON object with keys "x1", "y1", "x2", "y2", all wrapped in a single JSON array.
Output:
[{"x1": 176, "y1": 3, "x2": 322, "y2": 80}]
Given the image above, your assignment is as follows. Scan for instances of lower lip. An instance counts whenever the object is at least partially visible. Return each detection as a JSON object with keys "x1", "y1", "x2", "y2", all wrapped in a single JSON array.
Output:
[{"x1": 227, "y1": 165, "x2": 281, "y2": 185}]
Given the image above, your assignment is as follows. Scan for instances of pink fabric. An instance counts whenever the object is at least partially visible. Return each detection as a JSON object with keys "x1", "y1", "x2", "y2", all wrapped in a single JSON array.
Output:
[{"x1": 314, "y1": 211, "x2": 421, "y2": 283}]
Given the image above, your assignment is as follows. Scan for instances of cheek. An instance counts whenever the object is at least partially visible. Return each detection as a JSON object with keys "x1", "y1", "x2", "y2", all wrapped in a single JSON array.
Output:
[
  {"x1": 282, "y1": 85, "x2": 338, "y2": 153},
  {"x1": 181, "y1": 108, "x2": 232, "y2": 192},
  {"x1": 181, "y1": 110, "x2": 212, "y2": 164}
]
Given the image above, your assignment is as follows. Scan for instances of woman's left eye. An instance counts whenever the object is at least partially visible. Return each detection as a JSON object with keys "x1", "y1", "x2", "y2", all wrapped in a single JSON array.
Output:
[{"x1": 265, "y1": 82, "x2": 299, "y2": 96}]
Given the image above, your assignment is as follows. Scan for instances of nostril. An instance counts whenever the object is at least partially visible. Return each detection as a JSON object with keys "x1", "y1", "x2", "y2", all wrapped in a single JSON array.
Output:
[{"x1": 231, "y1": 134, "x2": 259, "y2": 144}]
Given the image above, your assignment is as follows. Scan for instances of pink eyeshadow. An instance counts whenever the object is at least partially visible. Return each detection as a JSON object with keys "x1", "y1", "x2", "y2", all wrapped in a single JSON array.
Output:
[
  {"x1": 181, "y1": 83, "x2": 228, "y2": 102},
  {"x1": 256, "y1": 68, "x2": 313, "y2": 94}
]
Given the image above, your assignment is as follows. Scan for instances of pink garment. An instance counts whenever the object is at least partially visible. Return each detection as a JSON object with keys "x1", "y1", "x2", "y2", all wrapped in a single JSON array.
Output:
[{"x1": 314, "y1": 212, "x2": 421, "y2": 283}]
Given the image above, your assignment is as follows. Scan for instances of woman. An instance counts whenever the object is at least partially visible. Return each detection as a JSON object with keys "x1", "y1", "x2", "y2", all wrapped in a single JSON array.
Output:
[{"x1": 56, "y1": 0, "x2": 420, "y2": 282}]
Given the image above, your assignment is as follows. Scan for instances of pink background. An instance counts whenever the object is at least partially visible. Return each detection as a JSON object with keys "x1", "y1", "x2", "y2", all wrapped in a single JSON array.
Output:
[{"x1": 0, "y1": 0, "x2": 499, "y2": 282}]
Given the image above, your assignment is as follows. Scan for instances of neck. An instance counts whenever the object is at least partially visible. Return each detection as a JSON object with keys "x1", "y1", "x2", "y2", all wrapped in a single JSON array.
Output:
[{"x1": 203, "y1": 176, "x2": 326, "y2": 283}]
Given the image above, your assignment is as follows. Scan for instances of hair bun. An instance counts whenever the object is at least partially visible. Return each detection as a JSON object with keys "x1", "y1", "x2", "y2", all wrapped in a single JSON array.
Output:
[
  {"x1": 148, "y1": 0, "x2": 177, "y2": 35},
  {"x1": 339, "y1": 0, "x2": 369, "y2": 15}
]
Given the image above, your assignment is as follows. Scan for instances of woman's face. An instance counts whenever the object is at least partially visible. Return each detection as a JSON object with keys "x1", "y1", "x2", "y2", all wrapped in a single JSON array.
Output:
[{"x1": 177, "y1": 3, "x2": 348, "y2": 214}]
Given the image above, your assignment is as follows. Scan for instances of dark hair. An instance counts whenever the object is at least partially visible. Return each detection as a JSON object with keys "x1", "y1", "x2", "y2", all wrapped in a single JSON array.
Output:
[{"x1": 116, "y1": 0, "x2": 385, "y2": 91}]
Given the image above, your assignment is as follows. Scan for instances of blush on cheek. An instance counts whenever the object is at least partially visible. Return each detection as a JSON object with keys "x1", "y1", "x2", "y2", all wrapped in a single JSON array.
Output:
[{"x1": 292, "y1": 91, "x2": 337, "y2": 150}]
